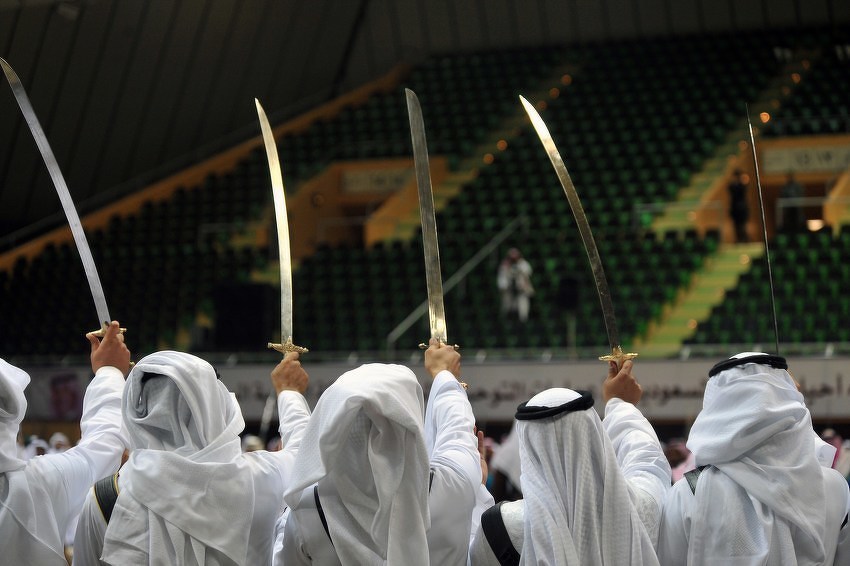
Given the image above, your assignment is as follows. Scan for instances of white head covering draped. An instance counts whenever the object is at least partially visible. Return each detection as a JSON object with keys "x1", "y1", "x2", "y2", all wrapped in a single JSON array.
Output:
[
  {"x1": 283, "y1": 363, "x2": 430, "y2": 566},
  {"x1": 518, "y1": 388, "x2": 659, "y2": 566},
  {"x1": 0, "y1": 359, "x2": 29, "y2": 473},
  {"x1": 0, "y1": 359, "x2": 67, "y2": 564},
  {"x1": 102, "y1": 351, "x2": 254, "y2": 564},
  {"x1": 685, "y1": 352, "x2": 828, "y2": 563}
]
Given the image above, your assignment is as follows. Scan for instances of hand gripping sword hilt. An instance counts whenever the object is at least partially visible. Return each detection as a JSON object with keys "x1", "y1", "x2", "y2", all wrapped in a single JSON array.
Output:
[
  {"x1": 87, "y1": 322, "x2": 127, "y2": 338},
  {"x1": 418, "y1": 340, "x2": 466, "y2": 389},
  {"x1": 599, "y1": 345, "x2": 638, "y2": 367},
  {"x1": 268, "y1": 337, "x2": 309, "y2": 355}
]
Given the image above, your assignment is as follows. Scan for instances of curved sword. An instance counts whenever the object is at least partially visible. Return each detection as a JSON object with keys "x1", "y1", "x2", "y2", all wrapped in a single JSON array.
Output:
[
  {"x1": 1, "y1": 57, "x2": 120, "y2": 337},
  {"x1": 256, "y1": 98, "x2": 306, "y2": 439},
  {"x1": 255, "y1": 99, "x2": 307, "y2": 356},
  {"x1": 520, "y1": 96, "x2": 636, "y2": 365},
  {"x1": 406, "y1": 89, "x2": 455, "y2": 349}
]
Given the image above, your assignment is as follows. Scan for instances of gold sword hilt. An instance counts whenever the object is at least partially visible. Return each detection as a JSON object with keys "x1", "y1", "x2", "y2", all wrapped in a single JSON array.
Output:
[
  {"x1": 418, "y1": 341, "x2": 460, "y2": 351},
  {"x1": 268, "y1": 337, "x2": 309, "y2": 355},
  {"x1": 87, "y1": 323, "x2": 133, "y2": 370},
  {"x1": 87, "y1": 322, "x2": 127, "y2": 338},
  {"x1": 599, "y1": 345, "x2": 638, "y2": 367},
  {"x1": 418, "y1": 340, "x2": 466, "y2": 389}
]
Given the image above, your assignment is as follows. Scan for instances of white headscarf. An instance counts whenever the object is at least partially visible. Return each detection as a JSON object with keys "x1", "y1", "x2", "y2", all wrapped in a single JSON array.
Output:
[
  {"x1": 518, "y1": 388, "x2": 659, "y2": 566},
  {"x1": 283, "y1": 363, "x2": 430, "y2": 566},
  {"x1": 685, "y1": 353, "x2": 828, "y2": 564},
  {"x1": 0, "y1": 359, "x2": 67, "y2": 564},
  {"x1": 0, "y1": 359, "x2": 29, "y2": 473},
  {"x1": 102, "y1": 351, "x2": 254, "y2": 565}
]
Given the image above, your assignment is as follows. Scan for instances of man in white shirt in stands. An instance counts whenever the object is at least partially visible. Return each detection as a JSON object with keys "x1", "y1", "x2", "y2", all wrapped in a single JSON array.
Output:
[
  {"x1": 0, "y1": 321, "x2": 129, "y2": 565},
  {"x1": 469, "y1": 359, "x2": 670, "y2": 565}
]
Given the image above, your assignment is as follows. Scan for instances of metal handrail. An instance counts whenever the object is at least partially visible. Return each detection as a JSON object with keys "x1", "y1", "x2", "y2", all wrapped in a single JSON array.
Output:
[{"x1": 385, "y1": 215, "x2": 529, "y2": 353}]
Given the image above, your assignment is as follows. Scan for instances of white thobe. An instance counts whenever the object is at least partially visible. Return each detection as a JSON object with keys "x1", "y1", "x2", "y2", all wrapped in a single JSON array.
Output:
[
  {"x1": 658, "y1": 465, "x2": 850, "y2": 565},
  {"x1": 277, "y1": 370, "x2": 485, "y2": 566},
  {"x1": 657, "y1": 358, "x2": 849, "y2": 565},
  {"x1": 468, "y1": 397, "x2": 670, "y2": 564},
  {"x1": 0, "y1": 366, "x2": 125, "y2": 566},
  {"x1": 74, "y1": 389, "x2": 309, "y2": 566}
]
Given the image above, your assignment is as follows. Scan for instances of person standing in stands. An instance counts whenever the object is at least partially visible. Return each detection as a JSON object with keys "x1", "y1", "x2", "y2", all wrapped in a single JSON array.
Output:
[
  {"x1": 780, "y1": 172, "x2": 806, "y2": 232},
  {"x1": 657, "y1": 353, "x2": 850, "y2": 564},
  {"x1": 728, "y1": 169, "x2": 750, "y2": 243},
  {"x1": 0, "y1": 321, "x2": 129, "y2": 566},
  {"x1": 498, "y1": 248, "x2": 534, "y2": 323}
]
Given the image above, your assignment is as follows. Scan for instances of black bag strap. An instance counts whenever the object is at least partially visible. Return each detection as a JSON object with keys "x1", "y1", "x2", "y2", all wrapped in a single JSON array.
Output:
[
  {"x1": 481, "y1": 502, "x2": 520, "y2": 566},
  {"x1": 685, "y1": 465, "x2": 710, "y2": 495},
  {"x1": 93, "y1": 473, "x2": 120, "y2": 524},
  {"x1": 313, "y1": 485, "x2": 334, "y2": 546}
]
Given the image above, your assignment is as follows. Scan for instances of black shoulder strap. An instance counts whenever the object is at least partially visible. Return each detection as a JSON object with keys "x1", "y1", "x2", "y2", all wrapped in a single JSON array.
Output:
[
  {"x1": 685, "y1": 465, "x2": 709, "y2": 495},
  {"x1": 481, "y1": 502, "x2": 520, "y2": 566},
  {"x1": 93, "y1": 473, "x2": 120, "y2": 524},
  {"x1": 313, "y1": 485, "x2": 334, "y2": 546}
]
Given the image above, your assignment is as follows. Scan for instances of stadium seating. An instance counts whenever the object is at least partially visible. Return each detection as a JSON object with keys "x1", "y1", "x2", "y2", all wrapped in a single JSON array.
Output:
[
  {"x1": 687, "y1": 227, "x2": 850, "y2": 346},
  {"x1": 1, "y1": 28, "x2": 847, "y2": 359},
  {"x1": 765, "y1": 48, "x2": 850, "y2": 137}
]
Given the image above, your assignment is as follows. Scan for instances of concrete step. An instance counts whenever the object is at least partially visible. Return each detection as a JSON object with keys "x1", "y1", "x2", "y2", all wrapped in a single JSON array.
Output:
[{"x1": 633, "y1": 242, "x2": 764, "y2": 357}]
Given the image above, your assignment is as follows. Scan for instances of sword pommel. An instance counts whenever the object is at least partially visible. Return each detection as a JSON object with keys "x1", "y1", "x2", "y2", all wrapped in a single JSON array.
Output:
[
  {"x1": 268, "y1": 337, "x2": 308, "y2": 355},
  {"x1": 598, "y1": 345, "x2": 638, "y2": 366},
  {"x1": 87, "y1": 322, "x2": 127, "y2": 338}
]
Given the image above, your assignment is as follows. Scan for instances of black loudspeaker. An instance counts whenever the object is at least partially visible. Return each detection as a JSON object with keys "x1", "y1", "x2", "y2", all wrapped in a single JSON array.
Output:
[{"x1": 213, "y1": 283, "x2": 276, "y2": 350}]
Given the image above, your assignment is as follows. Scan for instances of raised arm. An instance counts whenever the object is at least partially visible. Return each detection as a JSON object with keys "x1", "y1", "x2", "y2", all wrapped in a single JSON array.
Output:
[
  {"x1": 424, "y1": 339, "x2": 485, "y2": 565},
  {"x1": 270, "y1": 351, "x2": 311, "y2": 454},
  {"x1": 601, "y1": 360, "x2": 671, "y2": 546},
  {"x1": 28, "y1": 321, "x2": 129, "y2": 532}
]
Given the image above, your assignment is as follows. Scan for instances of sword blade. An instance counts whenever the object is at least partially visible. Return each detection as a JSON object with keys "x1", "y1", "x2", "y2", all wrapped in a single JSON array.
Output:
[
  {"x1": 745, "y1": 105, "x2": 780, "y2": 354},
  {"x1": 520, "y1": 96, "x2": 635, "y2": 363},
  {"x1": 405, "y1": 89, "x2": 449, "y2": 344},
  {"x1": 1, "y1": 57, "x2": 111, "y2": 327},
  {"x1": 255, "y1": 99, "x2": 294, "y2": 343}
]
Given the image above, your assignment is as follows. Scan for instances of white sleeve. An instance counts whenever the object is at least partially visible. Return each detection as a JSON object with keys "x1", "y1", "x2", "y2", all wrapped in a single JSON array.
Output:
[
  {"x1": 72, "y1": 487, "x2": 108, "y2": 566},
  {"x1": 258, "y1": 390, "x2": 312, "y2": 490},
  {"x1": 425, "y1": 371, "x2": 482, "y2": 566},
  {"x1": 603, "y1": 397, "x2": 671, "y2": 546},
  {"x1": 425, "y1": 371, "x2": 480, "y2": 482},
  {"x1": 656, "y1": 478, "x2": 693, "y2": 565},
  {"x1": 27, "y1": 366, "x2": 126, "y2": 532},
  {"x1": 277, "y1": 390, "x2": 311, "y2": 454}
]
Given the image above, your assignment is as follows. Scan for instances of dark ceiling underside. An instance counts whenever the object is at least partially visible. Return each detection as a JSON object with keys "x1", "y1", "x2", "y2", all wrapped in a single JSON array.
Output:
[{"x1": 0, "y1": 0, "x2": 846, "y2": 245}]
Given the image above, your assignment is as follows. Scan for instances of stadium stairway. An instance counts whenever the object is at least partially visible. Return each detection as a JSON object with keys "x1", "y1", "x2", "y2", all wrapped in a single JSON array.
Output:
[
  {"x1": 650, "y1": 50, "x2": 819, "y2": 235},
  {"x1": 633, "y1": 242, "x2": 764, "y2": 356}
]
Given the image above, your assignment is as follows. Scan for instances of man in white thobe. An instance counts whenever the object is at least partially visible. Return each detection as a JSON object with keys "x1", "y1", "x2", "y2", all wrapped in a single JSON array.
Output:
[
  {"x1": 657, "y1": 352, "x2": 850, "y2": 565},
  {"x1": 91, "y1": 349, "x2": 310, "y2": 566},
  {"x1": 0, "y1": 321, "x2": 129, "y2": 565},
  {"x1": 277, "y1": 339, "x2": 485, "y2": 565},
  {"x1": 469, "y1": 359, "x2": 669, "y2": 565}
]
